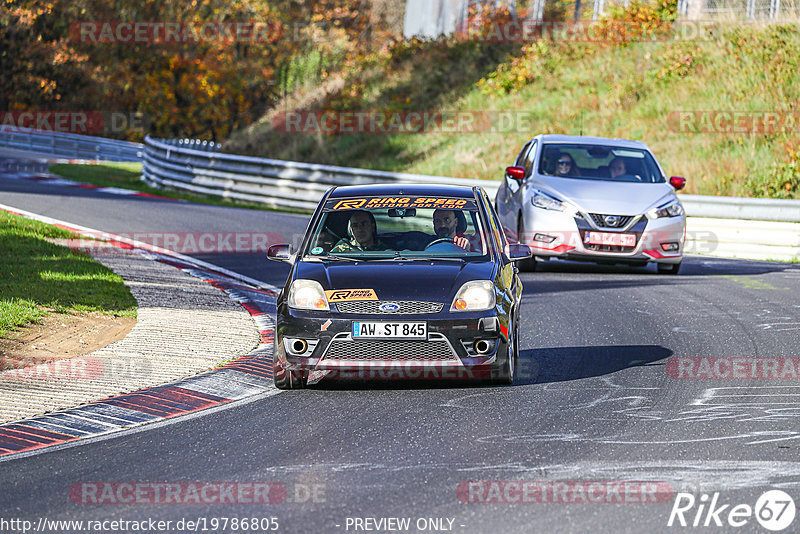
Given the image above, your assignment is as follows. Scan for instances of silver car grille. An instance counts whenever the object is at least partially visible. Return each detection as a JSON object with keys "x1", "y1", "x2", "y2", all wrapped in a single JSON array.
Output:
[
  {"x1": 589, "y1": 213, "x2": 634, "y2": 228},
  {"x1": 335, "y1": 301, "x2": 444, "y2": 314},
  {"x1": 323, "y1": 333, "x2": 456, "y2": 361}
]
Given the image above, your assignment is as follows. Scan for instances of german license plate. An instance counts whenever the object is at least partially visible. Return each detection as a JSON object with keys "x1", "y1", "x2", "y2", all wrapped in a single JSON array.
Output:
[
  {"x1": 585, "y1": 232, "x2": 636, "y2": 247},
  {"x1": 352, "y1": 322, "x2": 427, "y2": 339}
]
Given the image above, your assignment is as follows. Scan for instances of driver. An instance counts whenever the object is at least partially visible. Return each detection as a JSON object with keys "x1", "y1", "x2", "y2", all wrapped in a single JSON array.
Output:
[
  {"x1": 331, "y1": 210, "x2": 386, "y2": 252},
  {"x1": 609, "y1": 157, "x2": 627, "y2": 178},
  {"x1": 432, "y1": 209, "x2": 471, "y2": 251}
]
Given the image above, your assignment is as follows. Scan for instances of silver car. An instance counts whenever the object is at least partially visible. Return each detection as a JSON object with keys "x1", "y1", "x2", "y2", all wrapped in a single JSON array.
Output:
[{"x1": 495, "y1": 135, "x2": 686, "y2": 274}]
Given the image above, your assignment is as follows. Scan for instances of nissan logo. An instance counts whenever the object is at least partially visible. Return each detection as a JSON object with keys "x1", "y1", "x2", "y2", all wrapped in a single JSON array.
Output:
[
  {"x1": 603, "y1": 215, "x2": 621, "y2": 227},
  {"x1": 379, "y1": 302, "x2": 400, "y2": 312}
]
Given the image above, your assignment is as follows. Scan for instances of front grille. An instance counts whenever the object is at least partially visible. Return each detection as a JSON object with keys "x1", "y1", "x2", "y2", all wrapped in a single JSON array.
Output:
[
  {"x1": 323, "y1": 334, "x2": 456, "y2": 361},
  {"x1": 589, "y1": 213, "x2": 634, "y2": 228},
  {"x1": 335, "y1": 301, "x2": 444, "y2": 314}
]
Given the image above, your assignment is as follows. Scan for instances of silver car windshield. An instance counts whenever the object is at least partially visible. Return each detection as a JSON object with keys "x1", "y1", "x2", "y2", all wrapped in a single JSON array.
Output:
[
  {"x1": 305, "y1": 200, "x2": 488, "y2": 259},
  {"x1": 539, "y1": 144, "x2": 665, "y2": 183}
]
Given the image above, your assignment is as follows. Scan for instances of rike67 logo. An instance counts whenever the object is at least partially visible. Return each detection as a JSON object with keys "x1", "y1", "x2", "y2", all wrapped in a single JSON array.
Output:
[{"x1": 668, "y1": 490, "x2": 796, "y2": 531}]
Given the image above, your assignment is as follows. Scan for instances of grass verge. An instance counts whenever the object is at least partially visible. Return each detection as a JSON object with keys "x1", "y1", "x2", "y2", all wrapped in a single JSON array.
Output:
[{"x1": 0, "y1": 211, "x2": 137, "y2": 338}]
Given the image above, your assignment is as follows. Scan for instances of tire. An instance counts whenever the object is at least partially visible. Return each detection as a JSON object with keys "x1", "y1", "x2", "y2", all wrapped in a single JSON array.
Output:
[
  {"x1": 657, "y1": 262, "x2": 682, "y2": 275},
  {"x1": 273, "y1": 355, "x2": 308, "y2": 389},
  {"x1": 491, "y1": 316, "x2": 517, "y2": 385},
  {"x1": 517, "y1": 218, "x2": 538, "y2": 272}
]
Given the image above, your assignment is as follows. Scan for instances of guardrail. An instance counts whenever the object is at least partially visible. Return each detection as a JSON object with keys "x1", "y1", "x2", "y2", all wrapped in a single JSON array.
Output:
[
  {"x1": 141, "y1": 135, "x2": 499, "y2": 212},
  {"x1": 141, "y1": 135, "x2": 799, "y2": 261},
  {"x1": 0, "y1": 126, "x2": 142, "y2": 162},
  {"x1": 142, "y1": 135, "x2": 800, "y2": 221}
]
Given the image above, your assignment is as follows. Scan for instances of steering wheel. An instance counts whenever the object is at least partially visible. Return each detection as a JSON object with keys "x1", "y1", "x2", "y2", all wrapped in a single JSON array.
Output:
[{"x1": 425, "y1": 237, "x2": 454, "y2": 249}]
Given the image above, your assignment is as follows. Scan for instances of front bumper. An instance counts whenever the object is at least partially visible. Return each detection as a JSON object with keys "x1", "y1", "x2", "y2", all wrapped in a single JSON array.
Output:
[
  {"x1": 522, "y1": 208, "x2": 685, "y2": 264},
  {"x1": 275, "y1": 307, "x2": 508, "y2": 380}
]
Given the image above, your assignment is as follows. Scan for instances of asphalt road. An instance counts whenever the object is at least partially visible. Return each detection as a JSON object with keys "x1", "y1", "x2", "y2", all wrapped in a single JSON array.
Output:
[{"x1": 2, "y1": 167, "x2": 800, "y2": 533}]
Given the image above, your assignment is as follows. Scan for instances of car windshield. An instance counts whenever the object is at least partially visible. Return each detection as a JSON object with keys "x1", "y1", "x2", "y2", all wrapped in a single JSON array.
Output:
[
  {"x1": 304, "y1": 196, "x2": 488, "y2": 259},
  {"x1": 539, "y1": 143, "x2": 666, "y2": 183}
]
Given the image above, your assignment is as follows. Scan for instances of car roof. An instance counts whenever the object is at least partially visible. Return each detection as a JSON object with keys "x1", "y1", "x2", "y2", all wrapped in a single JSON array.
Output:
[
  {"x1": 328, "y1": 184, "x2": 478, "y2": 199},
  {"x1": 532, "y1": 134, "x2": 650, "y2": 150}
]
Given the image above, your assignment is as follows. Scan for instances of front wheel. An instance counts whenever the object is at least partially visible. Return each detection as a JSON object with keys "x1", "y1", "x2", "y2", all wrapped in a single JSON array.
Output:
[
  {"x1": 491, "y1": 317, "x2": 518, "y2": 385},
  {"x1": 657, "y1": 262, "x2": 681, "y2": 275}
]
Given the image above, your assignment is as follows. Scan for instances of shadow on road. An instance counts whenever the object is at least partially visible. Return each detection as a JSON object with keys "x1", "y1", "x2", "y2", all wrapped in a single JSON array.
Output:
[{"x1": 514, "y1": 344, "x2": 672, "y2": 386}]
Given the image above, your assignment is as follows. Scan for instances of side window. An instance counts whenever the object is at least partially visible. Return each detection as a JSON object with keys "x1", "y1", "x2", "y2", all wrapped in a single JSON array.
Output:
[
  {"x1": 523, "y1": 140, "x2": 538, "y2": 177},
  {"x1": 482, "y1": 192, "x2": 507, "y2": 252},
  {"x1": 514, "y1": 141, "x2": 532, "y2": 167}
]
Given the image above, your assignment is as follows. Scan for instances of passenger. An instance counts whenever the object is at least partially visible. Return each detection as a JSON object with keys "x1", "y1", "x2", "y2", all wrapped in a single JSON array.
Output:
[
  {"x1": 331, "y1": 211, "x2": 386, "y2": 252},
  {"x1": 555, "y1": 153, "x2": 577, "y2": 177},
  {"x1": 432, "y1": 209, "x2": 471, "y2": 251},
  {"x1": 609, "y1": 157, "x2": 627, "y2": 179}
]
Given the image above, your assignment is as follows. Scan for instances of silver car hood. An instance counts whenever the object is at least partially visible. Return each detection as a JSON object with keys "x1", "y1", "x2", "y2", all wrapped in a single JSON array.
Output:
[{"x1": 529, "y1": 175, "x2": 677, "y2": 215}]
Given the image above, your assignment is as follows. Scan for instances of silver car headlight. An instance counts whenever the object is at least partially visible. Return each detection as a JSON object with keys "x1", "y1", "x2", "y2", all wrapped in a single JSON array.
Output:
[
  {"x1": 451, "y1": 281, "x2": 496, "y2": 312},
  {"x1": 288, "y1": 279, "x2": 329, "y2": 311},
  {"x1": 531, "y1": 189, "x2": 566, "y2": 211},
  {"x1": 648, "y1": 200, "x2": 684, "y2": 219}
]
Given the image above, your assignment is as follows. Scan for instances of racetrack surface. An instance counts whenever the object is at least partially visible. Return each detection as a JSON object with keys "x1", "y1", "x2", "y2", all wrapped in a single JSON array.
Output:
[{"x1": 2, "y1": 169, "x2": 800, "y2": 533}]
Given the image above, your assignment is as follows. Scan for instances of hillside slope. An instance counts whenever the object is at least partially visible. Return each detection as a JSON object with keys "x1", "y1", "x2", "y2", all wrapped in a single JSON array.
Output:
[{"x1": 224, "y1": 6, "x2": 800, "y2": 198}]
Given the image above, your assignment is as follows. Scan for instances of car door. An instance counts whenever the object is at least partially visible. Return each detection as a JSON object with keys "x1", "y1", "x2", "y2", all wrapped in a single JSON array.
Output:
[
  {"x1": 501, "y1": 139, "x2": 537, "y2": 241},
  {"x1": 496, "y1": 140, "x2": 531, "y2": 226},
  {"x1": 482, "y1": 191, "x2": 521, "y2": 313}
]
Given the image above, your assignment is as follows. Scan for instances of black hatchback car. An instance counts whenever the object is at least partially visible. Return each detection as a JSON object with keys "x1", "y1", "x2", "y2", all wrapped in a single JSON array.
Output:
[{"x1": 267, "y1": 184, "x2": 532, "y2": 389}]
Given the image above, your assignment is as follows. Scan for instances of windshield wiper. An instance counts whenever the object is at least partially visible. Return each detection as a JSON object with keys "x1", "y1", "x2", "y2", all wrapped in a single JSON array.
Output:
[{"x1": 305, "y1": 254, "x2": 359, "y2": 262}]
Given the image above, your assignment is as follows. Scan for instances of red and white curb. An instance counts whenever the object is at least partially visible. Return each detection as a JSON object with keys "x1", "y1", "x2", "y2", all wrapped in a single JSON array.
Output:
[
  {"x1": 0, "y1": 168, "x2": 178, "y2": 202},
  {"x1": 0, "y1": 204, "x2": 281, "y2": 458}
]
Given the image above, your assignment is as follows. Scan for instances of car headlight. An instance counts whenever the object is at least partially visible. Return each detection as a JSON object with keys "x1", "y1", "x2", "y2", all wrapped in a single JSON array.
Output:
[
  {"x1": 451, "y1": 281, "x2": 496, "y2": 312},
  {"x1": 288, "y1": 279, "x2": 329, "y2": 311},
  {"x1": 648, "y1": 200, "x2": 684, "y2": 219},
  {"x1": 531, "y1": 189, "x2": 566, "y2": 211}
]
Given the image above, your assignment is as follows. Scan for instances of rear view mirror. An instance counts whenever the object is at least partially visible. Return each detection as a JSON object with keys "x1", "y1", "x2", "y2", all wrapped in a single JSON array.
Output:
[
  {"x1": 669, "y1": 176, "x2": 686, "y2": 190},
  {"x1": 388, "y1": 208, "x2": 417, "y2": 218},
  {"x1": 267, "y1": 243, "x2": 293, "y2": 262},
  {"x1": 505, "y1": 166, "x2": 525, "y2": 182},
  {"x1": 506, "y1": 243, "x2": 533, "y2": 261}
]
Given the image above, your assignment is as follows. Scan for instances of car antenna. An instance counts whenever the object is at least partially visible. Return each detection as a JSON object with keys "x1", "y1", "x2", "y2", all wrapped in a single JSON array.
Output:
[{"x1": 579, "y1": 111, "x2": 583, "y2": 136}]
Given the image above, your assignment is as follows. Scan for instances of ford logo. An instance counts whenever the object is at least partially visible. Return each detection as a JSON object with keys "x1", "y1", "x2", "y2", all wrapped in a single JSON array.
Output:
[{"x1": 379, "y1": 302, "x2": 400, "y2": 313}]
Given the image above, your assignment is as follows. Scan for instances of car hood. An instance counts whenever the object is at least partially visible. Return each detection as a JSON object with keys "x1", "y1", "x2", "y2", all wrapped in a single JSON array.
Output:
[
  {"x1": 294, "y1": 260, "x2": 496, "y2": 302},
  {"x1": 530, "y1": 175, "x2": 677, "y2": 215}
]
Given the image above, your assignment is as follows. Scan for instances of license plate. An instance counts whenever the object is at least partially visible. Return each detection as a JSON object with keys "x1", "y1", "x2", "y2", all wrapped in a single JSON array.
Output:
[
  {"x1": 584, "y1": 232, "x2": 636, "y2": 247},
  {"x1": 352, "y1": 322, "x2": 427, "y2": 339}
]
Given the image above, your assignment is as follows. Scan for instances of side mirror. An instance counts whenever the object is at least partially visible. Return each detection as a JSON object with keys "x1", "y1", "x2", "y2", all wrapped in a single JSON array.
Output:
[
  {"x1": 505, "y1": 166, "x2": 525, "y2": 183},
  {"x1": 267, "y1": 243, "x2": 293, "y2": 263},
  {"x1": 669, "y1": 176, "x2": 686, "y2": 190},
  {"x1": 506, "y1": 243, "x2": 533, "y2": 261}
]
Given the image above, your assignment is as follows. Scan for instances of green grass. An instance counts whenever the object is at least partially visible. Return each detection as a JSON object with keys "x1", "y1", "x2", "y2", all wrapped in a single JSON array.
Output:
[
  {"x1": 224, "y1": 19, "x2": 800, "y2": 199},
  {"x1": 0, "y1": 211, "x2": 137, "y2": 338},
  {"x1": 47, "y1": 162, "x2": 307, "y2": 214}
]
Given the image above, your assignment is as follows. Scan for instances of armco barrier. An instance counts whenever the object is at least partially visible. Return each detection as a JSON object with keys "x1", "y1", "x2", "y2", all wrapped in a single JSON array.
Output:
[
  {"x1": 140, "y1": 135, "x2": 799, "y2": 261},
  {"x1": 0, "y1": 126, "x2": 142, "y2": 162}
]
